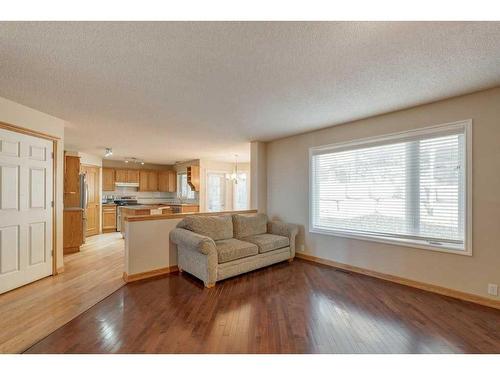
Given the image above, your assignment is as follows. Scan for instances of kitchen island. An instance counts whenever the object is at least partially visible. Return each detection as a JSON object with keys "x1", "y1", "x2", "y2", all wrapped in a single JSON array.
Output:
[{"x1": 120, "y1": 205, "x2": 174, "y2": 236}]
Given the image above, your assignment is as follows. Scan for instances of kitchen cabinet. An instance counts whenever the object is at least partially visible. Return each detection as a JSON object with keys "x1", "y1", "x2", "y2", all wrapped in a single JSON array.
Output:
[
  {"x1": 148, "y1": 170, "x2": 158, "y2": 191},
  {"x1": 168, "y1": 170, "x2": 177, "y2": 192},
  {"x1": 63, "y1": 209, "x2": 84, "y2": 254},
  {"x1": 139, "y1": 170, "x2": 159, "y2": 191},
  {"x1": 102, "y1": 168, "x2": 115, "y2": 191},
  {"x1": 102, "y1": 204, "x2": 117, "y2": 232},
  {"x1": 127, "y1": 170, "x2": 140, "y2": 183},
  {"x1": 115, "y1": 169, "x2": 140, "y2": 184},
  {"x1": 115, "y1": 169, "x2": 128, "y2": 183},
  {"x1": 64, "y1": 154, "x2": 81, "y2": 207},
  {"x1": 139, "y1": 170, "x2": 148, "y2": 191},
  {"x1": 158, "y1": 171, "x2": 169, "y2": 192},
  {"x1": 158, "y1": 170, "x2": 177, "y2": 192},
  {"x1": 187, "y1": 165, "x2": 200, "y2": 192}
]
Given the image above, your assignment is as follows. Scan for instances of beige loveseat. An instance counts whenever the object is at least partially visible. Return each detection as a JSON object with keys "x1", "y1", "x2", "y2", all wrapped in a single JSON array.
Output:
[{"x1": 170, "y1": 213, "x2": 298, "y2": 287}]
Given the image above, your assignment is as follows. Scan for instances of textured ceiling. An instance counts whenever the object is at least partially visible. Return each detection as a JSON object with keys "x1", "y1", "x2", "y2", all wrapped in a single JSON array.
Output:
[{"x1": 1, "y1": 22, "x2": 499, "y2": 164}]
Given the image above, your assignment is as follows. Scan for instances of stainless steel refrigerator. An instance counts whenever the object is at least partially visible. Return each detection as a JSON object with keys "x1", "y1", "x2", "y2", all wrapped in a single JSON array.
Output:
[{"x1": 79, "y1": 173, "x2": 88, "y2": 243}]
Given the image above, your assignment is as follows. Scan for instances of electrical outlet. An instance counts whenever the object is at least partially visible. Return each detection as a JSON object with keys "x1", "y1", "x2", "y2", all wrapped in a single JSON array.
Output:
[{"x1": 487, "y1": 283, "x2": 498, "y2": 296}]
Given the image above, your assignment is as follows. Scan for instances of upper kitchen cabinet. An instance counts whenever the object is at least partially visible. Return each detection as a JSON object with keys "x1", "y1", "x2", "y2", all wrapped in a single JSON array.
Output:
[
  {"x1": 102, "y1": 168, "x2": 116, "y2": 191},
  {"x1": 115, "y1": 169, "x2": 128, "y2": 183},
  {"x1": 168, "y1": 170, "x2": 177, "y2": 192},
  {"x1": 187, "y1": 165, "x2": 200, "y2": 192},
  {"x1": 139, "y1": 170, "x2": 159, "y2": 191},
  {"x1": 115, "y1": 169, "x2": 140, "y2": 184},
  {"x1": 158, "y1": 170, "x2": 177, "y2": 193},
  {"x1": 148, "y1": 170, "x2": 158, "y2": 191},
  {"x1": 64, "y1": 154, "x2": 81, "y2": 207},
  {"x1": 127, "y1": 170, "x2": 140, "y2": 183}
]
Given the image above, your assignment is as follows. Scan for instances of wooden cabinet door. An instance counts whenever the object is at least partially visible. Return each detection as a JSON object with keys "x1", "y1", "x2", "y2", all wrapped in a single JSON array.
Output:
[
  {"x1": 102, "y1": 168, "x2": 115, "y2": 191},
  {"x1": 64, "y1": 155, "x2": 81, "y2": 207},
  {"x1": 63, "y1": 210, "x2": 83, "y2": 253},
  {"x1": 127, "y1": 170, "x2": 140, "y2": 183},
  {"x1": 148, "y1": 171, "x2": 158, "y2": 191},
  {"x1": 139, "y1": 171, "x2": 149, "y2": 191},
  {"x1": 102, "y1": 206, "x2": 117, "y2": 232},
  {"x1": 115, "y1": 169, "x2": 128, "y2": 183},
  {"x1": 168, "y1": 170, "x2": 177, "y2": 192},
  {"x1": 81, "y1": 165, "x2": 100, "y2": 237},
  {"x1": 158, "y1": 171, "x2": 169, "y2": 192}
]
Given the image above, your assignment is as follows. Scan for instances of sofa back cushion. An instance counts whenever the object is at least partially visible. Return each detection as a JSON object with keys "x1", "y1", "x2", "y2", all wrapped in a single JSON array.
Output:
[
  {"x1": 178, "y1": 215, "x2": 233, "y2": 241},
  {"x1": 232, "y1": 213, "x2": 268, "y2": 238}
]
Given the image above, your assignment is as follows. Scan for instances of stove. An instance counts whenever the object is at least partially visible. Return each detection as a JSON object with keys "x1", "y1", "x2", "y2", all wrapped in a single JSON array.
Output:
[{"x1": 114, "y1": 196, "x2": 139, "y2": 206}]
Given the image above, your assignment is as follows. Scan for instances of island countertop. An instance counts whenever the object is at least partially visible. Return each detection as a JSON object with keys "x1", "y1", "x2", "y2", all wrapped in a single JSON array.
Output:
[{"x1": 122, "y1": 205, "x2": 171, "y2": 210}]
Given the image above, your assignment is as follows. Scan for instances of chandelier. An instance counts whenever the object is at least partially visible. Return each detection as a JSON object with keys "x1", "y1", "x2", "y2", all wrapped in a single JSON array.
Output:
[{"x1": 226, "y1": 154, "x2": 246, "y2": 184}]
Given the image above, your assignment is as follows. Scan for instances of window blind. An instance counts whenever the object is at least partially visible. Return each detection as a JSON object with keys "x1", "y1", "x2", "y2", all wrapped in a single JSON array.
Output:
[{"x1": 310, "y1": 123, "x2": 468, "y2": 251}]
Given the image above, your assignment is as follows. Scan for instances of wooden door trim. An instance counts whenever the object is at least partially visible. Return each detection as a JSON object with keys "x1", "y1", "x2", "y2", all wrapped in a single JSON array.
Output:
[
  {"x1": 0, "y1": 121, "x2": 59, "y2": 277},
  {"x1": 81, "y1": 164, "x2": 101, "y2": 236}
]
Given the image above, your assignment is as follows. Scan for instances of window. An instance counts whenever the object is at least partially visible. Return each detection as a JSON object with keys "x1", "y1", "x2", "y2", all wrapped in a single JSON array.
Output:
[
  {"x1": 310, "y1": 121, "x2": 471, "y2": 255},
  {"x1": 233, "y1": 172, "x2": 249, "y2": 210},
  {"x1": 177, "y1": 173, "x2": 195, "y2": 200},
  {"x1": 207, "y1": 172, "x2": 226, "y2": 212}
]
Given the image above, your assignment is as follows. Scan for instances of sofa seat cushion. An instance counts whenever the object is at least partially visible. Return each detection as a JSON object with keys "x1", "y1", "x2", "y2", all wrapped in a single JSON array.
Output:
[
  {"x1": 241, "y1": 233, "x2": 289, "y2": 253},
  {"x1": 215, "y1": 239, "x2": 259, "y2": 264},
  {"x1": 178, "y1": 214, "x2": 233, "y2": 241}
]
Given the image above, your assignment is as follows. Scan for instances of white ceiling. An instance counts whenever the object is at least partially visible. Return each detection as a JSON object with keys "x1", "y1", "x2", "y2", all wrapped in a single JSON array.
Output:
[{"x1": 1, "y1": 22, "x2": 499, "y2": 164}]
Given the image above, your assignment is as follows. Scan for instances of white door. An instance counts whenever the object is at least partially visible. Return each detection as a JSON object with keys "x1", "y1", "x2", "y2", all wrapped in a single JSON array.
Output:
[
  {"x1": 0, "y1": 128, "x2": 53, "y2": 294},
  {"x1": 207, "y1": 172, "x2": 226, "y2": 212}
]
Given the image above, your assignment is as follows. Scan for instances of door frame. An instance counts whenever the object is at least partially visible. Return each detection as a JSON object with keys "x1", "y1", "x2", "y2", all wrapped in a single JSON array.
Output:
[
  {"x1": 81, "y1": 164, "x2": 101, "y2": 237},
  {"x1": 0, "y1": 121, "x2": 60, "y2": 277}
]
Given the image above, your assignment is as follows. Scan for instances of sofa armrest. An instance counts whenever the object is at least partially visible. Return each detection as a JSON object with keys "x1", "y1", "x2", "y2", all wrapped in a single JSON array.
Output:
[
  {"x1": 268, "y1": 221, "x2": 299, "y2": 257},
  {"x1": 170, "y1": 228, "x2": 216, "y2": 255}
]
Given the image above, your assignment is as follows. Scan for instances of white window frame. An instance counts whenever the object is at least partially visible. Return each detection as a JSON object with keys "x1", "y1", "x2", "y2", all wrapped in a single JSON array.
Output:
[
  {"x1": 177, "y1": 172, "x2": 195, "y2": 200},
  {"x1": 309, "y1": 119, "x2": 472, "y2": 256}
]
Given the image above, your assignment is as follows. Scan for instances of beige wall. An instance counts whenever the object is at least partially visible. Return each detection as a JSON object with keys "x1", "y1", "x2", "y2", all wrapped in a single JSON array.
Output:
[
  {"x1": 267, "y1": 87, "x2": 500, "y2": 300},
  {"x1": 0, "y1": 96, "x2": 66, "y2": 270}
]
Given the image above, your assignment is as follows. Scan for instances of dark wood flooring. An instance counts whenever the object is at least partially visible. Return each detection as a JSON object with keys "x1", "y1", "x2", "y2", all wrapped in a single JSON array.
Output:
[{"x1": 25, "y1": 259, "x2": 500, "y2": 353}]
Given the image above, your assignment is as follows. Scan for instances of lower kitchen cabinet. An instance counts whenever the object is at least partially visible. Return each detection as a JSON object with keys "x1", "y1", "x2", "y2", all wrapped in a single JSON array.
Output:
[
  {"x1": 102, "y1": 205, "x2": 117, "y2": 232},
  {"x1": 63, "y1": 209, "x2": 84, "y2": 254}
]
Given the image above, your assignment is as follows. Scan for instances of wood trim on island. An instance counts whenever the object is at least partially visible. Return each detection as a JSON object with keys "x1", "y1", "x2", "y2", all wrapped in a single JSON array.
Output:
[
  {"x1": 125, "y1": 209, "x2": 258, "y2": 222},
  {"x1": 295, "y1": 252, "x2": 500, "y2": 310}
]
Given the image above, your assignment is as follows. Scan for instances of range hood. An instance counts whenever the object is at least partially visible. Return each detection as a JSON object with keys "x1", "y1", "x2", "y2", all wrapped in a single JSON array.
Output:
[{"x1": 115, "y1": 182, "x2": 139, "y2": 188}]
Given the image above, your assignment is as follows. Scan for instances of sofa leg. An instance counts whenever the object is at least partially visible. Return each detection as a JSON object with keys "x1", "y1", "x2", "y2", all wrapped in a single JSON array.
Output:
[
  {"x1": 205, "y1": 282, "x2": 216, "y2": 288},
  {"x1": 288, "y1": 258, "x2": 294, "y2": 263}
]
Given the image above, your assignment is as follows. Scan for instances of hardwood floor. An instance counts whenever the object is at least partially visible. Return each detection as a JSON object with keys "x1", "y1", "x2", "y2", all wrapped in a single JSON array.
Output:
[
  {"x1": 0, "y1": 232, "x2": 125, "y2": 353},
  {"x1": 25, "y1": 259, "x2": 500, "y2": 354}
]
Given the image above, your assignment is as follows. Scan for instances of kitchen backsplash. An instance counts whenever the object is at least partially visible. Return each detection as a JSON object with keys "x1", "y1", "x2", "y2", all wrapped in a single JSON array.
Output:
[{"x1": 103, "y1": 187, "x2": 199, "y2": 204}]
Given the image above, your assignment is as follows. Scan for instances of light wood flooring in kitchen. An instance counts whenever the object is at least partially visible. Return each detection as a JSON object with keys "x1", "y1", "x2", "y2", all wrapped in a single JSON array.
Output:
[{"x1": 0, "y1": 232, "x2": 124, "y2": 353}]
